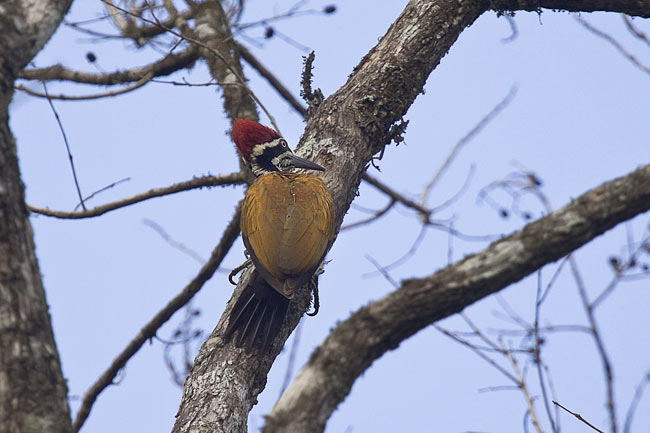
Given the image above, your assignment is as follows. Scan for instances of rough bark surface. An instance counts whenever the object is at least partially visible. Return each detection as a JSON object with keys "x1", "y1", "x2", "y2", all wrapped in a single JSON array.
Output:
[
  {"x1": 266, "y1": 164, "x2": 650, "y2": 433},
  {"x1": 192, "y1": 1, "x2": 258, "y2": 122},
  {"x1": 172, "y1": 1, "x2": 650, "y2": 432},
  {"x1": 0, "y1": 1, "x2": 73, "y2": 433}
]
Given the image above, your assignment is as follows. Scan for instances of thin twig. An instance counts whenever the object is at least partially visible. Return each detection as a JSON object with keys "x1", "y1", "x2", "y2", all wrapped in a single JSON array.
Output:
[
  {"x1": 235, "y1": 2, "x2": 321, "y2": 31},
  {"x1": 576, "y1": 15, "x2": 650, "y2": 76},
  {"x1": 300, "y1": 50, "x2": 323, "y2": 113},
  {"x1": 430, "y1": 164, "x2": 476, "y2": 214},
  {"x1": 362, "y1": 225, "x2": 428, "y2": 277},
  {"x1": 236, "y1": 42, "x2": 307, "y2": 117},
  {"x1": 272, "y1": 27, "x2": 310, "y2": 52},
  {"x1": 461, "y1": 313, "x2": 503, "y2": 352},
  {"x1": 72, "y1": 202, "x2": 242, "y2": 433},
  {"x1": 19, "y1": 73, "x2": 154, "y2": 101},
  {"x1": 143, "y1": 219, "x2": 206, "y2": 265},
  {"x1": 364, "y1": 254, "x2": 399, "y2": 288},
  {"x1": 28, "y1": 172, "x2": 246, "y2": 219},
  {"x1": 501, "y1": 14, "x2": 519, "y2": 43},
  {"x1": 538, "y1": 256, "x2": 569, "y2": 305},
  {"x1": 42, "y1": 81, "x2": 86, "y2": 210},
  {"x1": 421, "y1": 85, "x2": 517, "y2": 207},
  {"x1": 74, "y1": 177, "x2": 130, "y2": 211},
  {"x1": 623, "y1": 371, "x2": 650, "y2": 433},
  {"x1": 569, "y1": 257, "x2": 617, "y2": 433},
  {"x1": 553, "y1": 400, "x2": 604, "y2": 433},
  {"x1": 434, "y1": 325, "x2": 518, "y2": 384},
  {"x1": 504, "y1": 343, "x2": 544, "y2": 433},
  {"x1": 341, "y1": 199, "x2": 396, "y2": 231},
  {"x1": 363, "y1": 173, "x2": 431, "y2": 220},
  {"x1": 488, "y1": 324, "x2": 592, "y2": 336},
  {"x1": 592, "y1": 231, "x2": 650, "y2": 308},
  {"x1": 622, "y1": 15, "x2": 650, "y2": 49},
  {"x1": 534, "y1": 271, "x2": 558, "y2": 433}
]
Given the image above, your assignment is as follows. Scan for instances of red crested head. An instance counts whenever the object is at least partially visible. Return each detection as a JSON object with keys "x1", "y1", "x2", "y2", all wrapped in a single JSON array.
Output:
[{"x1": 231, "y1": 118, "x2": 282, "y2": 161}]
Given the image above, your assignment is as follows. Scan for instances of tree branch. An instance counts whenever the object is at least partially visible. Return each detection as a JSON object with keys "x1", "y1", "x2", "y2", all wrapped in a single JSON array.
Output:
[
  {"x1": 72, "y1": 202, "x2": 242, "y2": 433},
  {"x1": 18, "y1": 45, "x2": 199, "y2": 85},
  {"x1": 490, "y1": 0, "x2": 650, "y2": 17},
  {"x1": 28, "y1": 172, "x2": 245, "y2": 219},
  {"x1": 236, "y1": 42, "x2": 308, "y2": 118},
  {"x1": 171, "y1": 0, "x2": 650, "y2": 432},
  {"x1": 189, "y1": 1, "x2": 260, "y2": 122},
  {"x1": 266, "y1": 164, "x2": 650, "y2": 433},
  {"x1": 16, "y1": 72, "x2": 154, "y2": 101}
]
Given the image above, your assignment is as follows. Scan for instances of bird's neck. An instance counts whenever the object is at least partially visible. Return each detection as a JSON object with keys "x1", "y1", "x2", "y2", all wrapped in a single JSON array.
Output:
[{"x1": 251, "y1": 163, "x2": 278, "y2": 177}]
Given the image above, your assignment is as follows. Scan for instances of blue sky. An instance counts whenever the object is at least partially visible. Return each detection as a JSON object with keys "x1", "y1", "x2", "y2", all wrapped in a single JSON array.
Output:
[{"x1": 10, "y1": 1, "x2": 650, "y2": 432}]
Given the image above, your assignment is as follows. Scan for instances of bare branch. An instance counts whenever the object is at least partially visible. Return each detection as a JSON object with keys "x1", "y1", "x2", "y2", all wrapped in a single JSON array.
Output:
[
  {"x1": 623, "y1": 371, "x2": 650, "y2": 433},
  {"x1": 341, "y1": 199, "x2": 395, "y2": 231},
  {"x1": 576, "y1": 15, "x2": 650, "y2": 76},
  {"x1": 364, "y1": 254, "x2": 399, "y2": 288},
  {"x1": 362, "y1": 173, "x2": 431, "y2": 220},
  {"x1": 41, "y1": 81, "x2": 86, "y2": 209},
  {"x1": 72, "y1": 202, "x2": 242, "y2": 433},
  {"x1": 568, "y1": 257, "x2": 618, "y2": 433},
  {"x1": 490, "y1": 0, "x2": 650, "y2": 17},
  {"x1": 592, "y1": 229, "x2": 650, "y2": 308},
  {"x1": 623, "y1": 15, "x2": 650, "y2": 49},
  {"x1": 143, "y1": 219, "x2": 207, "y2": 265},
  {"x1": 265, "y1": 164, "x2": 650, "y2": 433},
  {"x1": 533, "y1": 272, "x2": 558, "y2": 433},
  {"x1": 553, "y1": 400, "x2": 604, "y2": 433},
  {"x1": 28, "y1": 172, "x2": 246, "y2": 219},
  {"x1": 300, "y1": 50, "x2": 323, "y2": 114},
  {"x1": 421, "y1": 85, "x2": 517, "y2": 207},
  {"x1": 435, "y1": 325, "x2": 518, "y2": 383},
  {"x1": 16, "y1": 72, "x2": 154, "y2": 101},
  {"x1": 236, "y1": 42, "x2": 308, "y2": 117},
  {"x1": 503, "y1": 343, "x2": 544, "y2": 433},
  {"x1": 74, "y1": 177, "x2": 130, "y2": 211},
  {"x1": 19, "y1": 45, "x2": 199, "y2": 85}
]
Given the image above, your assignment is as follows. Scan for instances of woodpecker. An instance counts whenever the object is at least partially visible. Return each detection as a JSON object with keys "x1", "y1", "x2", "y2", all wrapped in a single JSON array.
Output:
[{"x1": 224, "y1": 118, "x2": 335, "y2": 351}]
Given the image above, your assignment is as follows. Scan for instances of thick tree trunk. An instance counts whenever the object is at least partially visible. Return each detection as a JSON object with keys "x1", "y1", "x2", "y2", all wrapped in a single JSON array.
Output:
[{"x1": 0, "y1": 1, "x2": 73, "y2": 432}]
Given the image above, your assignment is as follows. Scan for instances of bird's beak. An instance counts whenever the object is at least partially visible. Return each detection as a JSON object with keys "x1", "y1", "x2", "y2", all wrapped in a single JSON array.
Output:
[{"x1": 286, "y1": 154, "x2": 325, "y2": 171}]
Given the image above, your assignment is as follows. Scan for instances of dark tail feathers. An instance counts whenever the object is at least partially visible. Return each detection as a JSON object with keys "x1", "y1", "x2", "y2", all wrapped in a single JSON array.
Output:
[{"x1": 224, "y1": 271, "x2": 289, "y2": 352}]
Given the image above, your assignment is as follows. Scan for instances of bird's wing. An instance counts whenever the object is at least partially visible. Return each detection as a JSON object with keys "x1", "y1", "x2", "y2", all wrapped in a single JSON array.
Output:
[
  {"x1": 275, "y1": 175, "x2": 335, "y2": 275},
  {"x1": 241, "y1": 173, "x2": 335, "y2": 298}
]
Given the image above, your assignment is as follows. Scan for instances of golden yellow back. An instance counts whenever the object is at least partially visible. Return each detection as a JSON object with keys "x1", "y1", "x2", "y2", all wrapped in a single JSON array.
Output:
[{"x1": 241, "y1": 172, "x2": 335, "y2": 294}]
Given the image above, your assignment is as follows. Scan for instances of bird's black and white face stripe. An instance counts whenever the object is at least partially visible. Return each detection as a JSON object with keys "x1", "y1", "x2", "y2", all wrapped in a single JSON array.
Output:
[{"x1": 249, "y1": 138, "x2": 293, "y2": 176}]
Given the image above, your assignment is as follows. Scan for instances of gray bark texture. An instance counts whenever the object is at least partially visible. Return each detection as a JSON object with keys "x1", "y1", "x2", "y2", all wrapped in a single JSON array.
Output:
[
  {"x1": 265, "y1": 164, "x2": 650, "y2": 433},
  {"x1": 0, "y1": 1, "x2": 73, "y2": 433},
  {"x1": 172, "y1": 1, "x2": 650, "y2": 433}
]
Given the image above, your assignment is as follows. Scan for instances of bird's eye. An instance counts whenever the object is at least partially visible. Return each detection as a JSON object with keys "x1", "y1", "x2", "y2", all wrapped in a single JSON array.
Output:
[{"x1": 281, "y1": 140, "x2": 288, "y2": 148}]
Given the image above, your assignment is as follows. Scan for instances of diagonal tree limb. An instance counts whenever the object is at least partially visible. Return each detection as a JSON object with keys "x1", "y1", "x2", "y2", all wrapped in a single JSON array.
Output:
[
  {"x1": 173, "y1": 1, "x2": 650, "y2": 432},
  {"x1": 265, "y1": 164, "x2": 650, "y2": 433},
  {"x1": 72, "y1": 202, "x2": 242, "y2": 433}
]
